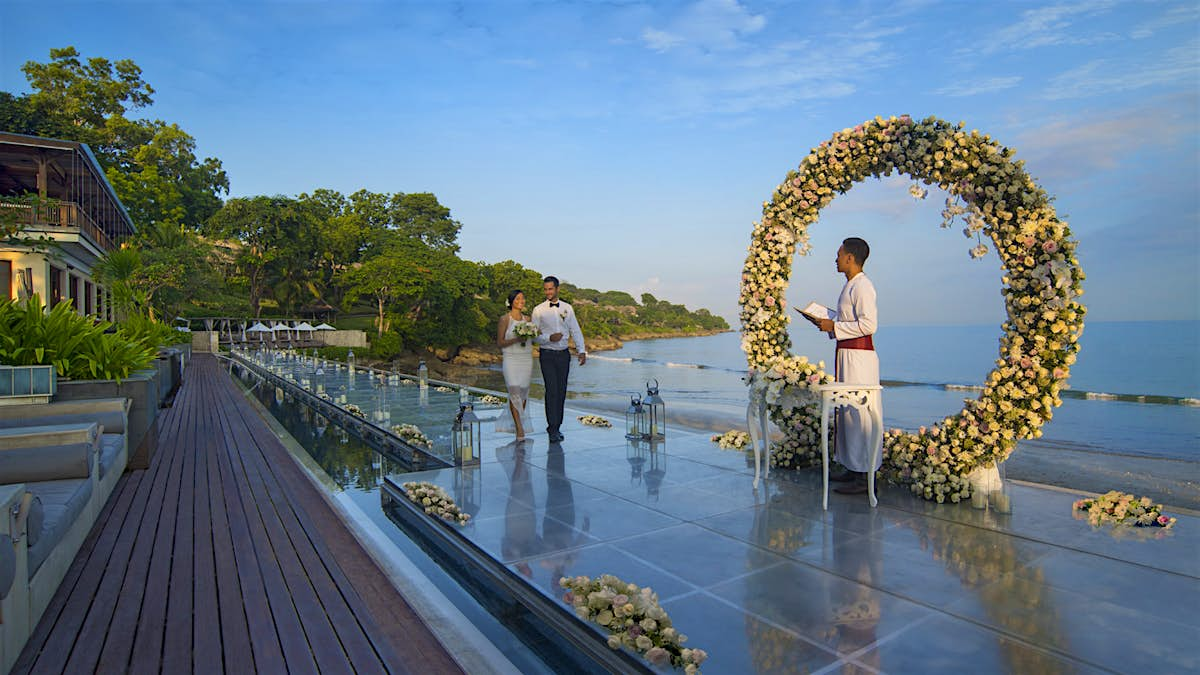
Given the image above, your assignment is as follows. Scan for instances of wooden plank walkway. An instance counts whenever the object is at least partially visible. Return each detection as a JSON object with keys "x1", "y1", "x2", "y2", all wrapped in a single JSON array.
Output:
[{"x1": 12, "y1": 354, "x2": 465, "y2": 675}]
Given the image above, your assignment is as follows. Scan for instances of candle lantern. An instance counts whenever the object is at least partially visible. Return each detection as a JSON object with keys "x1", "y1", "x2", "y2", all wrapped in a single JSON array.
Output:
[
  {"x1": 452, "y1": 403, "x2": 482, "y2": 466},
  {"x1": 347, "y1": 349, "x2": 356, "y2": 371},
  {"x1": 625, "y1": 394, "x2": 647, "y2": 440},
  {"x1": 643, "y1": 379, "x2": 666, "y2": 441},
  {"x1": 418, "y1": 359, "x2": 429, "y2": 390}
]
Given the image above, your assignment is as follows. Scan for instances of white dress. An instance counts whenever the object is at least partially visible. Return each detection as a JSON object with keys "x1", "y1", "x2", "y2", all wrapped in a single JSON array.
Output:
[
  {"x1": 496, "y1": 316, "x2": 533, "y2": 434},
  {"x1": 832, "y1": 272, "x2": 882, "y2": 473}
]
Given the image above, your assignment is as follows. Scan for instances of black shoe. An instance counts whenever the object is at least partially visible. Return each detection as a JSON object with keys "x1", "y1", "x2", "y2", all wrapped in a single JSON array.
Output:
[{"x1": 550, "y1": 432, "x2": 565, "y2": 442}]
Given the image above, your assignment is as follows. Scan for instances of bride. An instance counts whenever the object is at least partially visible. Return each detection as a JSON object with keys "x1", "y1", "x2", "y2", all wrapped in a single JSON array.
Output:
[{"x1": 496, "y1": 289, "x2": 534, "y2": 440}]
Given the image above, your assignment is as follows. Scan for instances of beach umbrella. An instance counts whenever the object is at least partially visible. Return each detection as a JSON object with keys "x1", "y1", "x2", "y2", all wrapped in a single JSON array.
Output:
[
  {"x1": 295, "y1": 321, "x2": 315, "y2": 332},
  {"x1": 247, "y1": 321, "x2": 271, "y2": 344},
  {"x1": 314, "y1": 323, "x2": 335, "y2": 330}
]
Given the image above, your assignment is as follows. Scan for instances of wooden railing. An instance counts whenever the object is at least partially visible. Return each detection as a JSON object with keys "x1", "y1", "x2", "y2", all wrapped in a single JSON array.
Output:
[{"x1": 0, "y1": 199, "x2": 116, "y2": 252}]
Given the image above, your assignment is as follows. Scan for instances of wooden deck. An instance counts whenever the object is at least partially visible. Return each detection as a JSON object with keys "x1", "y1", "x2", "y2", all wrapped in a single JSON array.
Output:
[{"x1": 12, "y1": 354, "x2": 464, "y2": 675}]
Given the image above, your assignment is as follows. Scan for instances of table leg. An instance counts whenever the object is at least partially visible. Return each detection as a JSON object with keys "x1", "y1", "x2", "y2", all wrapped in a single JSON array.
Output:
[{"x1": 821, "y1": 397, "x2": 830, "y2": 511}]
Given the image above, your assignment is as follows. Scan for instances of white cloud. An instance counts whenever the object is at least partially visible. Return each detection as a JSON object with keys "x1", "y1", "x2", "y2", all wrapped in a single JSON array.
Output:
[
  {"x1": 639, "y1": 0, "x2": 766, "y2": 53},
  {"x1": 933, "y1": 76, "x2": 1022, "y2": 97},
  {"x1": 1042, "y1": 39, "x2": 1200, "y2": 99},
  {"x1": 977, "y1": 1, "x2": 1119, "y2": 54},
  {"x1": 1015, "y1": 95, "x2": 1199, "y2": 182},
  {"x1": 1131, "y1": 4, "x2": 1200, "y2": 39}
]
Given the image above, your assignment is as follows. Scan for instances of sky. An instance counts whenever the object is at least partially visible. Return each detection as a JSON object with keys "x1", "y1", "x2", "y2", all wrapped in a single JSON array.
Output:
[{"x1": 2, "y1": 0, "x2": 1197, "y2": 327}]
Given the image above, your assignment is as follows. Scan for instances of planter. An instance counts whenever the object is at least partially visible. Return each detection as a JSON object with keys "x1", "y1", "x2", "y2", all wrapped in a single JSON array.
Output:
[
  {"x1": 55, "y1": 368, "x2": 160, "y2": 470},
  {"x1": 0, "y1": 365, "x2": 56, "y2": 406}
]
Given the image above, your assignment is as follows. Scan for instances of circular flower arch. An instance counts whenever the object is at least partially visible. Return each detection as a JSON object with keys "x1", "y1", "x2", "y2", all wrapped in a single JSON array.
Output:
[{"x1": 740, "y1": 115, "x2": 1085, "y2": 503}]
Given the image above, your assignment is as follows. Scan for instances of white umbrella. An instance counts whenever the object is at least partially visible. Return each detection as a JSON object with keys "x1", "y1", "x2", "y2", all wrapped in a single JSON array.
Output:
[
  {"x1": 314, "y1": 323, "x2": 335, "y2": 330},
  {"x1": 247, "y1": 322, "x2": 272, "y2": 344},
  {"x1": 294, "y1": 322, "x2": 315, "y2": 331}
]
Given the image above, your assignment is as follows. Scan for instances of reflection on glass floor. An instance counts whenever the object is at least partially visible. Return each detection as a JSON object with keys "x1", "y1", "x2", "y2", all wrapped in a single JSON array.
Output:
[{"x1": 396, "y1": 408, "x2": 1199, "y2": 675}]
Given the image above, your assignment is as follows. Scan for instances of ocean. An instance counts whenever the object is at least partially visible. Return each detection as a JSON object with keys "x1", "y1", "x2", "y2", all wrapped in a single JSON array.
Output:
[{"x1": 504, "y1": 321, "x2": 1199, "y2": 462}]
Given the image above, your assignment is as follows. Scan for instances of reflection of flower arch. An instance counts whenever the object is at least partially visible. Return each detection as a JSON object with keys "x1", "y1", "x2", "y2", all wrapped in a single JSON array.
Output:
[{"x1": 740, "y1": 115, "x2": 1085, "y2": 502}]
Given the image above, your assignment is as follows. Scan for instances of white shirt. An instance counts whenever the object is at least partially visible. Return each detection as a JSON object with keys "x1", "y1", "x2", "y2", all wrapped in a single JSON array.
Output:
[
  {"x1": 531, "y1": 299, "x2": 587, "y2": 354},
  {"x1": 832, "y1": 272, "x2": 878, "y2": 341}
]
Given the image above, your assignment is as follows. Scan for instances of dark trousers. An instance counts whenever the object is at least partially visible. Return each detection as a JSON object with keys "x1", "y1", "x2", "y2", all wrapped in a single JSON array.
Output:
[{"x1": 539, "y1": 348, "x2": 570, "y2": 435}]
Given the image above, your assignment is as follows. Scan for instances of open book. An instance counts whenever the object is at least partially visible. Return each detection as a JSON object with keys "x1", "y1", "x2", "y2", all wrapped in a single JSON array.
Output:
[{"x1": 797, "y1": 301, "x2": 836, "y2": 322}]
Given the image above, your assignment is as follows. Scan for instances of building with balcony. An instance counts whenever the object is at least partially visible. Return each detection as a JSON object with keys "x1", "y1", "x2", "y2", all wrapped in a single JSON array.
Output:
[{"x1": 0, "y1": 131, "x2": 136, "y2": 319}]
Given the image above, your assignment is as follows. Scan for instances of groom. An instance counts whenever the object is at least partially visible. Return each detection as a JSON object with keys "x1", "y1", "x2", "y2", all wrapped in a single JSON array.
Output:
[{"x1": 532, "y1": 276, "x2": 587, "y2": 442}]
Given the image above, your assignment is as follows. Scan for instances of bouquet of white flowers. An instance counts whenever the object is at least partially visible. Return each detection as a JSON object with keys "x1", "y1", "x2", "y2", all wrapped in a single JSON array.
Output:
[
  {"x1": 560, "y1": 574, "x2": 707, "y2": 673},
  {"x1": 345, "y1": 403, "x2": 366, "y2": 418},
  {"x1": 710, "y1": 430, "x2": 751, "y2": 450},
  {"x1": 402, "y1": 481, "x2": 470, "y2": 525},
  {"x1": 512, "y1": 320, "x2": 539, "y2": 346},
  {"x1": 391, "y1": 423, "x2": 432, "y2": 449}
]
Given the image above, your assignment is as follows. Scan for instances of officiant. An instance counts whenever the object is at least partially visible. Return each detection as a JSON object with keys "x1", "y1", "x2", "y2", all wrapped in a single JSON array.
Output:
[{"x1": 801, "y1": 237, "x2": 881, "y2": 495}]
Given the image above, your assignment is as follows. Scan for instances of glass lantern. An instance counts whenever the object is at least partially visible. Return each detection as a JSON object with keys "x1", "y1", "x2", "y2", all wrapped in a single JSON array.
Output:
[
  {"x1": 625, "y1": 394, "x2": 647, "y2": 440},
  {"x1": 454, "y1": 465, "x2": 483, "y2": 519},
  {"x1": 452, "y1": 403, "x2": 482, "y2": 466},
  {"x1": 643, "y1": 379, "x2": 666, "y2": 441}
]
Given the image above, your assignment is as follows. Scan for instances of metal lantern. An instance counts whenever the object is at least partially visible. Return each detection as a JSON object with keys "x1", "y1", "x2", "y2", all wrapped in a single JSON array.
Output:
[
  {"x1": 643, "y1": 379, "x2": 666, "y2": 440},
  {"x1": 452, "y1": 403, "x2": 482, "y2": 466},
  {"x1": 624, "y1": 394, "x2": 647, "y2": 440}
]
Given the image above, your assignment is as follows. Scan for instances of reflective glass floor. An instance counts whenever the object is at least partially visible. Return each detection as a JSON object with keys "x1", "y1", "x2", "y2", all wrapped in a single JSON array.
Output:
[{"x1": 398, "y1": 407, "x2": 1199, "y2": 675}]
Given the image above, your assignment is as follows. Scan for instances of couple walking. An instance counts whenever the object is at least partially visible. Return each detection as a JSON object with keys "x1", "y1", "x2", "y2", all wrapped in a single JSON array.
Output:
[{"x1": 495, "y1": 276, "x2": 586, "y2": 442}]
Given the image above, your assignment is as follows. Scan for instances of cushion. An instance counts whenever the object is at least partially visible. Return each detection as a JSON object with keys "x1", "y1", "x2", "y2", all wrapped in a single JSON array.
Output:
[
  {"x1": 27, "y1": 477, "x2": 93, "y2": 577},
  {"x1": 0, "y1": 422, "x2": 99, "y2": 450},
  {"x1": 0, "y1": 442, "x2": 94, "y2": 483},
  {"x1": 25, "y1": 493, "x2": 44, "y2": 548},
  {"x1": 0, "y1": 533, "x2": 14, "y2": 599},
  {"x1": 0, "y1": 399, "x2": 129, "y2": 432},
  {"x1": 98, "y1": 434, "x2": 124, "y2": 479}
]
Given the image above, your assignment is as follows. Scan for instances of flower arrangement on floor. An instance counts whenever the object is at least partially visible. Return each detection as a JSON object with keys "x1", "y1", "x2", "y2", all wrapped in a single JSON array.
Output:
[
  {"x1": 1073, "y1": 491, "x2": 1176, "y2": 529},
  {"x1": 399, "y1": 378, "x2": 415, "y2": 386},
  {"x1": 739, "y1": 115, "x2": 1085, "y2": 502},
  {"x1": 391, "y1": 423, "x2": 432, "y2": 449},
  {"x1": 318, "y1": 392, "x2": 332, "y2": 401},
  {"x1": 345, "y1": 403, "x2": 366, "y2": 418},
  {"x1": 559, "y1": 574, "x2": 707, "y2": 674},
  {"x1": 401, "y1": 481, "x2": 470, "y2": 525},
  {"x1": 434, "y1": 385, "x2": 455, "y2": 393},
  {"x1": 477, "y1": 394, "x2": 506, "y2": 405},
  {"x1": 512, "y1": 320, "x2": 539, "y2": 346},
  {"x1": 577, "y1": 414, "x2": 612, "y2": 428},
  {"x1": 710, "y1": 429, "x2": 751, "y2": 450}
]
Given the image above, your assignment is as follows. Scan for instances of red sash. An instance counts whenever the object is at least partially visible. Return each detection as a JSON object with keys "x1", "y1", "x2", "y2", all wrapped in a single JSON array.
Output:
[{"x1": 836, "y1": 335, "x2": 874, "y2": 351}]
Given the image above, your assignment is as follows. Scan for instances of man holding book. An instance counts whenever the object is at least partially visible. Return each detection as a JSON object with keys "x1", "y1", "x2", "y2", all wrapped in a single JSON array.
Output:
[{"x1": 799, "y1": 237, "x2": 881, "y2": 495}]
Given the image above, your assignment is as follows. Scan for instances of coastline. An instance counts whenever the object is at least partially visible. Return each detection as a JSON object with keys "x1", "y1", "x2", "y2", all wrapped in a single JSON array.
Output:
[{"x1": 449, "y1": 328, "x2": 731, "y2": 366}]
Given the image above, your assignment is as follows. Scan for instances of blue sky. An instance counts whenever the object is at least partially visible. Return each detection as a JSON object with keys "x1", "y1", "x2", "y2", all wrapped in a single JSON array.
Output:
[{"x1": 2, "y1": 0, "x2": 1197, "y2": 326}]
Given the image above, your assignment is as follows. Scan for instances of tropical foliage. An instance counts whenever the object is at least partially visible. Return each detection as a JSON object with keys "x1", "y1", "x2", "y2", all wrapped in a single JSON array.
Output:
[{"x1": 0, "y1": 296, "x2": 157, "y2": 380}]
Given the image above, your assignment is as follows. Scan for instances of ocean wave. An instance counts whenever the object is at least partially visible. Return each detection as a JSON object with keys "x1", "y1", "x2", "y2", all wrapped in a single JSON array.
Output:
[
  {"x1": 589, "y1": 355, "x2": 633, "y2": 362},
  {"x1": 665, "y1": 361, "x2": 705, "y2": 369}
]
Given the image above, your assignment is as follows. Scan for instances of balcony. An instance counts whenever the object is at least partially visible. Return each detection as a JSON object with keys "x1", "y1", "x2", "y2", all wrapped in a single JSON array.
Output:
[{"x1": 1, "y1": 198, "x2": 116, "y2": 253}]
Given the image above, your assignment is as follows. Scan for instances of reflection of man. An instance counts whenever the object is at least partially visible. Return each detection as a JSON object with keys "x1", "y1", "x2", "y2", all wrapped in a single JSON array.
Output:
[
  {"x1": 540, "y1": 442, "x2": 589, "y2": 593},
  {"x1": 805, "y1": 237, "x2": 881, "y2": 495},
  {"x1": 831, "y1": 505, "x2": 882, "y2": 671}
]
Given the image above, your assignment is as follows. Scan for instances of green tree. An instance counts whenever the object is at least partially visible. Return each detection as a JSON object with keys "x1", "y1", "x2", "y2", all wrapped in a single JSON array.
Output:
[
  {"x1": 207, "y1": 196, "x2": 321, "y2": 317},
  {"x1": 3, "y1": 46, "x2": 228, "y2": 230}
]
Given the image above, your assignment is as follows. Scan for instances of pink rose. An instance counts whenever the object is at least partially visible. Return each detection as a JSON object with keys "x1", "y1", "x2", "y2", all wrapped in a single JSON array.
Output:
[
  {"x1": 1157, "y1": 515, "x2": 1170, "y2": 525},
  {"x1": 807, "y1": 373, "x2": 820, "y2": 384},
  {"x1": 1022, "y1": 236, "x2": 1036, "y2": 248},
  {"x1": 1042, "y1": 240, "x2": 1058, "y2": 253},
  {"x1": 765, "y1": 296, "x2": 776, "y2": 307}
]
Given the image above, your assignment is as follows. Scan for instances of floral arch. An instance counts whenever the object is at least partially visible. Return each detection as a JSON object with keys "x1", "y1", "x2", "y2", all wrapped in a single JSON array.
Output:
[{"x1": 740, "y1": 115, "x2": 1085, "y2": 502}]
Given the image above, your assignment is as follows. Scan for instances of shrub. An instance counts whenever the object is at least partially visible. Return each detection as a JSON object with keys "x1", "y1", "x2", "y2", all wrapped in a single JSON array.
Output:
[
  {"x1": 118, "y1": 312, "x2": 190, "y2": 350},
  {"x1": 370, "y1": 331, "x2": 403, "y2": 360},
  {"x1": 0, "y1": 296, "x2": 157, "y2": 380}
]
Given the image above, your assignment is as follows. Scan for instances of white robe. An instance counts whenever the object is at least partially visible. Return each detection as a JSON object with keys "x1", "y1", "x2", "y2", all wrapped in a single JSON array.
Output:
[{"x1": 831, "y1": 272, "x2": 882, "y2": 473}]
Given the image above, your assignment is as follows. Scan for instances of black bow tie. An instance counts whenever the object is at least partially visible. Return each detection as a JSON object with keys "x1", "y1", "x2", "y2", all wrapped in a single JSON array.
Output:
[{"x1": 549, "y1": 302, "x2": 560, "y2": 307}]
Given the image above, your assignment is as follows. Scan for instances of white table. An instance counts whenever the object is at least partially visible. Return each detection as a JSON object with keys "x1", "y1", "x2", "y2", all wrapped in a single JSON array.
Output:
[{"x1": 817, "y1": 383, "x2": 883, "y2": 510}]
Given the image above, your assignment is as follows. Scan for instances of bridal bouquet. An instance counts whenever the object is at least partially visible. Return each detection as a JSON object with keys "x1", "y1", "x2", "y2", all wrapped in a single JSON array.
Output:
[
  {"x1": 560, "y1": 574, "x2": 707, "y2": 673},
  {"x1": 402, "y1": 481, "x2": 470, "y2": 525},
  {"x1": 391, "y1": 423, "x2": 432, "y2": 449},
  {"x1": 513, "y1": 321, "x2": 539, "y2": 346}
]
